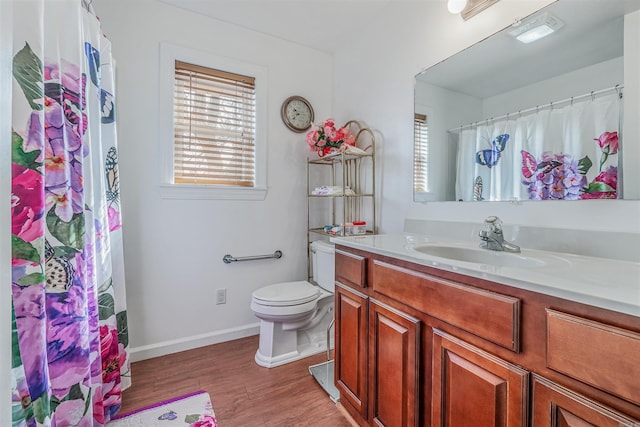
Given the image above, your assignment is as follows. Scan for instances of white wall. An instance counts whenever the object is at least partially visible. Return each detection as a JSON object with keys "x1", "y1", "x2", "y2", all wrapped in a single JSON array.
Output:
[
  {"x1": 483, "y1": 57, "x2": 623, "y2": 117},
  {"x1": 93, "y1": 0, "x2": 334, "y2": 360},
  {"x1": 623, "y1": 10, "x2": 640, "y2": 200},
  {"x1": 333, "y1": 0, "x2": 640, "y2": 234},
  {"x1": 415, "y1": 81, "x2": 483, "y2": 201}
]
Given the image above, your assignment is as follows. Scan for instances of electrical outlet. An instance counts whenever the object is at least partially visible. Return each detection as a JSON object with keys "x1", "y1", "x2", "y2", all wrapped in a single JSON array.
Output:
[{"x1": 216, "y1": 288, "x2": 226, "y2": 305}]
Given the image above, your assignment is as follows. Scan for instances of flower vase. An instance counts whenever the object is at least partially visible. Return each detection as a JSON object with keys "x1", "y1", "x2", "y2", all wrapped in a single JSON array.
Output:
[{"x1": 318, "y1": 146, "x2": 343, "y2": 157}]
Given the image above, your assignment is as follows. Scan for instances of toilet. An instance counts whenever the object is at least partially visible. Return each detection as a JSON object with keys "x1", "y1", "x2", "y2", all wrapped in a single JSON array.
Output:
[{"x1": 251, "y1": 240, "x2": 335, "y2": 368}]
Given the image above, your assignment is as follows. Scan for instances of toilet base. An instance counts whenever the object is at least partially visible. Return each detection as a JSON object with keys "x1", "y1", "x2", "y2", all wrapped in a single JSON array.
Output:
[
  {"x1": 254, "y1": 340, "x2": 334, "y2": 368},
  {"x1": 253, "y1": 296, "x2": 335, "y2": 368}
]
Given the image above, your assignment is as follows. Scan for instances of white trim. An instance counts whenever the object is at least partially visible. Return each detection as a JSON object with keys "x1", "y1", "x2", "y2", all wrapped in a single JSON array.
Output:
[
  {"x1": 159, "y1": 184, "x2": 267, "y2": 201},
  {"x1": 158, "y1": 42, "x2": 268, "y2": 201},
  {"x1": 129, "y1": 323, "x2": 260, "y2": 362},
  {"x1": 414, "y1": 191, "x2": 439, "y2": 203},
  {"x1": 1, "y1": 1, "x2": 13, "y2": 424}
]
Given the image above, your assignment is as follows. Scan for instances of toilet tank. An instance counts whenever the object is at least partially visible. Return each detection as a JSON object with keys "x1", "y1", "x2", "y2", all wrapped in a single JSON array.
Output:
[{"x1": 310, "y1": 240, "x2": 335, "y2": 292}]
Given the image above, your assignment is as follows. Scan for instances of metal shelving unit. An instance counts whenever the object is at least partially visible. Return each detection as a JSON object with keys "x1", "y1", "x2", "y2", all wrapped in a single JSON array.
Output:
[
  {"x1": 306, "y1": 121, "x2": 376, "y2": 402},
  {"x1": 306, "y1": 120, "x2": 376, "y2": 248}
]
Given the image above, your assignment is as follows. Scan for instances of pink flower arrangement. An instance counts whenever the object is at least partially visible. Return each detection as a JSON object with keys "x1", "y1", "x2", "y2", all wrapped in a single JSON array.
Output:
[{"x1": 305, "y1": 118, "x2": 356, "y2": 157}]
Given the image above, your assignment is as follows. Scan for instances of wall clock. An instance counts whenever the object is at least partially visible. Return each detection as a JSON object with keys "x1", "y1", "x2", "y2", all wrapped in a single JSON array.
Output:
[{"x1": 281, "y1": 96, "x2": 314, "y2": 133}]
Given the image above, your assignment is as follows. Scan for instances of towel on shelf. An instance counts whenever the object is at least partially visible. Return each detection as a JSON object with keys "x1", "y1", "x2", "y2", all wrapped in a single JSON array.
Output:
[{"x1": 312, "y1": 186, "x2": 355, "y2": 196}]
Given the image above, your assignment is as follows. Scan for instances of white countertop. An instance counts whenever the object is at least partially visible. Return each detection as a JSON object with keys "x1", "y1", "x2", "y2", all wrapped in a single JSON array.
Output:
[{"x1": 331, "y1": 233, "x2": 640, "y2": 317}]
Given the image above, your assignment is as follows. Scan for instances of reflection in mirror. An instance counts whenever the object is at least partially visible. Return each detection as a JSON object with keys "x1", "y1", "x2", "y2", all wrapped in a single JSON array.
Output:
[{"x1": 414, "y1": 1, "x2": 640, "y2": 202}]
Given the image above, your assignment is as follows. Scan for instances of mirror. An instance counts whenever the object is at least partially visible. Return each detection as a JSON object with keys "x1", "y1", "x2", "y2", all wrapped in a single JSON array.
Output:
[{"x1": 414, "y1": 1, "x2": 640, "y2": 202}]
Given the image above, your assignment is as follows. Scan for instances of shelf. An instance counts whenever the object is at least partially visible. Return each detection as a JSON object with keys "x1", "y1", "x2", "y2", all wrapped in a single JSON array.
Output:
[
  {"x1": 307, "y1": 151, "x2": 372, "y2": 165},
  {"x1": 308, "y1": 193, "x2": 374, "y2": 198},
  {"x1": 308, "y1": 227, "x2": 375, "y2": 237}
]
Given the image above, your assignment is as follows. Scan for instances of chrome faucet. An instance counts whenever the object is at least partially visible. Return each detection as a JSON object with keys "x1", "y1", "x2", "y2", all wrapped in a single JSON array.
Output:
[{"x1": 479, "y1": 216, "x2": 521, "y2": 253}]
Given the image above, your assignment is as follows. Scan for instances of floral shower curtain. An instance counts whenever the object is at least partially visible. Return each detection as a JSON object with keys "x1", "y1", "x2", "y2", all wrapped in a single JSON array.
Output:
[
  {"x1": 455, "y1": 92, "x2": 621, "y2": 202},
  {"x1": 11, "y1": 1, "x2": 130, "y2": 425}
]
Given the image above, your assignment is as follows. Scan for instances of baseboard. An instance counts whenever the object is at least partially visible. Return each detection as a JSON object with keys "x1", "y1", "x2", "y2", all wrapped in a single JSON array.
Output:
[
  {"x1": 129, "y1": 323, "x2": 260, "y2": 362},
  {"x1": 336, "y1": 402, "x2": 360, "y2": 427}
]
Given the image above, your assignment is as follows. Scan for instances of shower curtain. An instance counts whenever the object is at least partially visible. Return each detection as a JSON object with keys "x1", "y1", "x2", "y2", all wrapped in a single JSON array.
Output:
[
  {"x1": 455, "y1": 92, "x2": 621, "y2": 201},
  {"x1": 11, "y1": 1, "x2": 130, "y2": 425}
]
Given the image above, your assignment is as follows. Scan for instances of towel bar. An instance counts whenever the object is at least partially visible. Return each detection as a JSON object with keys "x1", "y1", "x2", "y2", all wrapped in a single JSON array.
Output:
[{"x1": 222, "y1": 250, "x2": 283, "y2": 264}]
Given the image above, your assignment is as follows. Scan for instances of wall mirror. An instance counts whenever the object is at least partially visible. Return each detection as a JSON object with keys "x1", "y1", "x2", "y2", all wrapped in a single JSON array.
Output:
[{"x1": 414, "y1": 0, "x2": 640, "y2": 202}]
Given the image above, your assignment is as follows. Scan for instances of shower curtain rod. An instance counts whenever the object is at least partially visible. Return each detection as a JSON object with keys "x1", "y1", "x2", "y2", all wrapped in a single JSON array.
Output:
[{"x1": 449, "y1": 84, "x2": 624, "y2": 133}]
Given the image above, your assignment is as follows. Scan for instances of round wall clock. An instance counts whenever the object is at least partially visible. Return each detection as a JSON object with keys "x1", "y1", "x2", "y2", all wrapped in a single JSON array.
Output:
[{"x1": 281, "y1": 96, "x2": 314, "y2": 133}]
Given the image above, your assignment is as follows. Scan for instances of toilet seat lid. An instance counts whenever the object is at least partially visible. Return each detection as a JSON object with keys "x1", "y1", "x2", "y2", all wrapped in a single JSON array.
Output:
[{"x1": 252, "y1": 281, "x2": 320, "y2": 306}]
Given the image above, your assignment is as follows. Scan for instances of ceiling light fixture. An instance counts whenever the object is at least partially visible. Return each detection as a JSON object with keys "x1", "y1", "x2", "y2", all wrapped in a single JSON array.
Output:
[
  {"x1": 447, "y1": 0, "x2": 468, "y2": 14},
  {"x1": 509, "y1": 12, "x2": 565, "y2": 44},
  {"x1": 448, "y1": 0, "x2": 500, "y2": 21}
]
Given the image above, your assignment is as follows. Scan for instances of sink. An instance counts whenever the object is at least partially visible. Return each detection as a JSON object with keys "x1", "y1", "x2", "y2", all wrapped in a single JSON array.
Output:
[{"x1": 412, "y1": 244, "x2": 547, "y2": 268}]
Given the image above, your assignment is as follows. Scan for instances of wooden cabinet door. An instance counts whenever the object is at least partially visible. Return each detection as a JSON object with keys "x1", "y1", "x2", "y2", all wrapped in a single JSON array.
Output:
[
  {"x1": 369, "y1": 299, "x2": 420, "y2": 427},
  {"x1": 432, "y1": 329, "x2": 529, "y2": 427},
  {"x1": 531, "y1": 375, "x2": 640, "y2": 427},
  {"x1": 335, "y1": 283, "x2": 369, "y2": 417}
]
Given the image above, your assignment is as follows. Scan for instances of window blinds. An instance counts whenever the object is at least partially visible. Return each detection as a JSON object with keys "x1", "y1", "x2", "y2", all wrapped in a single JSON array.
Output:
[
  {"x1": 173, "y1": 60, "x2": 256, "y2": 187},
  {"x1": 414, "y1": 113, "x2": 429, "y2": 193}
]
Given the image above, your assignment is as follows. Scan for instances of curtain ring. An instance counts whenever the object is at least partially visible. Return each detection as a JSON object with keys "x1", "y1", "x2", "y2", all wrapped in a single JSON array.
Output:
[
  {"x1": 570, "y1": 96, "x2": 574, "y2": 106},
  {"x1": 536, "y1": 105, "x2": 539, "y2": 114},
  {"x1": 550, "y1": 101, "x2": 553, "y2": 110},
  {"x1": 615, "y1": 84, "x2": 623, "y2": 100},
  {"x1": 591, "y1": 91, "x2": 595, "y2": 101}
]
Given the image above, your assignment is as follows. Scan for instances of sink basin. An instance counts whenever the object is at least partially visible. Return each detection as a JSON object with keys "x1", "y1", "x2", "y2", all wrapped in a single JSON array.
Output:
[{"x1": 412, "y1": 244, "x2": 547, "y2": 268}]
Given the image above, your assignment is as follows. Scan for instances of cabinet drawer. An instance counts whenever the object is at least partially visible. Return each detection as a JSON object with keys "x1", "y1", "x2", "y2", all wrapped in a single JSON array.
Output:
[
  {"x1": 335, "y1": 249, "x2": 367, "y2": 288},
  {"x1": 546, "y1": 309, "x2": 640, "y2": 406},
  {"x1": 373, "y1": 261, "x2": 520, "y2": 351},
  {"x1": 532, "y1": 374, "x2": 640, "y2": 426}
]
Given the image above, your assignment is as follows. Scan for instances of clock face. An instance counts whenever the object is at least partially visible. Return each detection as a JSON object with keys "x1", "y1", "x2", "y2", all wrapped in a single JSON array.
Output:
[{"x1": 281, "y1": 96, "x2": 314, "y2": 132}]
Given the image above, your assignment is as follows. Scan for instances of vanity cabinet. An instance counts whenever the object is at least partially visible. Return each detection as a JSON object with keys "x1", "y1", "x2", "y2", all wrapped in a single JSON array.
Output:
[
  {"x1": 335, "y1": 283, "x2": 421, "y2": 427},
  {"x1": 333, "y1": 244, "x2": 640, "y2": 427},
  {"x1": 335, "y1": 283, "x2": 369, "y2": 417},
  {"x1": 334, "y1": 249, "x2": 421, "y2": 427},
  {"x1": 369, "y1": 299, "x2": 420, "y2": 427},
  {"x1": 432, "y1": 329, "x2": 528, "y2": 427}
]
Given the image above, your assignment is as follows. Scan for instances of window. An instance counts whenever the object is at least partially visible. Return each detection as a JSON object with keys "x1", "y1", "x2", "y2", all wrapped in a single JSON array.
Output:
[
  {"x1": 413, "y1": 113, "x2": 429, "y2": 194},
  {"x1": 174, "y1": 61, "x2": 255, "y2": 187},
  {"x1": 159, "y1": 43, "x2": 267, "y2": 200}
]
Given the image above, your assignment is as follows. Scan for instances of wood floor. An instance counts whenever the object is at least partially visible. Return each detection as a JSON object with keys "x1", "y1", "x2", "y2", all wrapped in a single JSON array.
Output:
[{"x1": 119, "y1": 335, "x2": 352, "y2": 426}]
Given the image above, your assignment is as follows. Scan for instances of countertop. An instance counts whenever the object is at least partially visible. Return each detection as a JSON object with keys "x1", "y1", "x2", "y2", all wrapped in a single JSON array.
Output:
[{"x1": 331, "y1": 233, "x2": 640, "y2": 317}]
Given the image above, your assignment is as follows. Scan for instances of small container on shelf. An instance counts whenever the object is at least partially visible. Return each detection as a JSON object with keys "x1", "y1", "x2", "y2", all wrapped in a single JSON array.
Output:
[{"x1": 345, "y1": 221, "x2": 367, "y2": 235}]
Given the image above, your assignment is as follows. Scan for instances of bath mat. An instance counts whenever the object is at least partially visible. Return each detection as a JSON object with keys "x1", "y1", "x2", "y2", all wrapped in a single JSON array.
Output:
[{"x1": 109, "y1": 390, "x2": 217, "y2": 426}]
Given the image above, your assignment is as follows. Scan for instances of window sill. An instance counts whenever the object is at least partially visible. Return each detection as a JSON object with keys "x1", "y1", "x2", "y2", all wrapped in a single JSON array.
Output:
[
  {"x1": 159, "y1": 184, "x2": 267, "y2": 201},
  {"x1": 414, "y1": 191, "x2": 437, "y2": 203}
]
